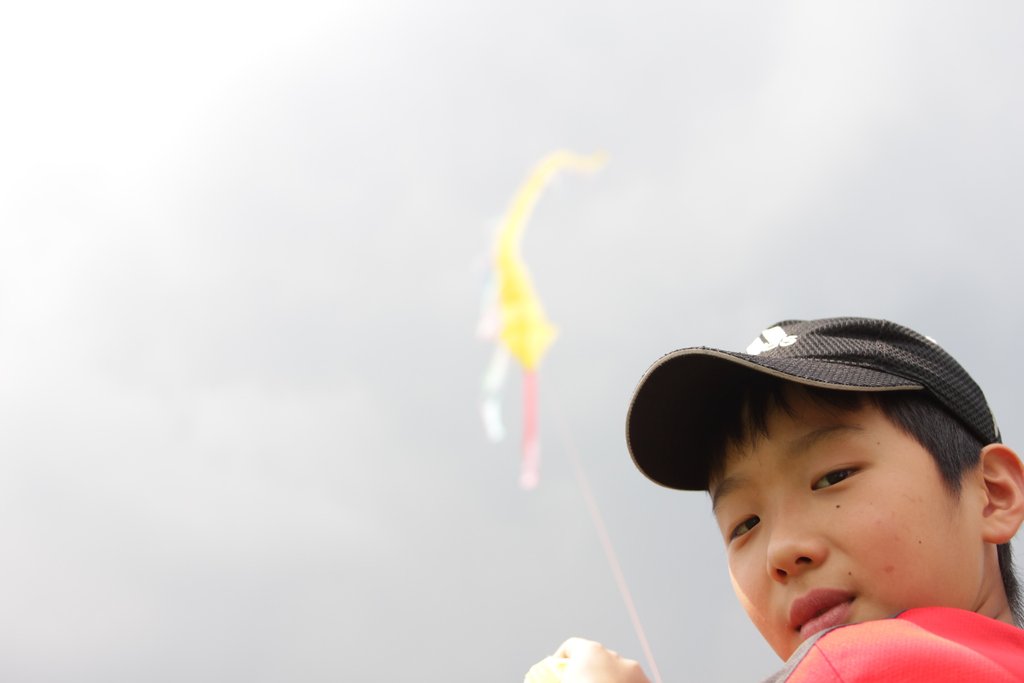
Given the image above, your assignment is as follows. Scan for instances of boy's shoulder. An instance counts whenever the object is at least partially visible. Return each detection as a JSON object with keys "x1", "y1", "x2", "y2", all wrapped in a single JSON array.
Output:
[{"x1": 766, "y1": 607, "x2": 1024, "y2": 683}]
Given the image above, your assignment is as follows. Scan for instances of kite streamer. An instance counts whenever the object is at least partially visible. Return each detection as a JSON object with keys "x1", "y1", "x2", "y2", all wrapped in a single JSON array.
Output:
[{"x1": 478, "y1": 150, "x2": 607, "y2": 488}]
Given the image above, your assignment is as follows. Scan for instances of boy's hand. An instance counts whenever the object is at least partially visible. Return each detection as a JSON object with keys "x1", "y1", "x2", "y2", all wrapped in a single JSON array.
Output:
[{"x1": 525, "y1": 638, "x2": 650, "y2": 683}]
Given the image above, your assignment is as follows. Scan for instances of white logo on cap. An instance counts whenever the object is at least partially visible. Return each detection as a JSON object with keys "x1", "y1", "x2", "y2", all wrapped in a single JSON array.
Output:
[{"x1": 746, "y1": 326, "x2": 798, "y2": 355}]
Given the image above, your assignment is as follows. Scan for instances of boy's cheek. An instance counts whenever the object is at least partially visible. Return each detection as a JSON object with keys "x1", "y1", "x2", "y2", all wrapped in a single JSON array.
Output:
[
  {"x1": 729, "y1": 566, "x2": 771, "y2": 630},
  {"x1": 728, "y1": 550, "x2": 796, "y2": 658}
]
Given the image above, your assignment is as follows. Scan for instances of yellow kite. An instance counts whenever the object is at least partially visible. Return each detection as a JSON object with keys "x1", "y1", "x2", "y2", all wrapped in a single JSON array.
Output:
[{"x1": 478, "y1": 150, "x2": 607, "y2": 488}]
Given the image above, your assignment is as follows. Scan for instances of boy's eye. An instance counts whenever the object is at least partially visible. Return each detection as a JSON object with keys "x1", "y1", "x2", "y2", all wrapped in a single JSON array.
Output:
[
  {"x1": 730, "y1": 515, "x2": 760, "y2": 540},
  {"x1": 812, "y1": 468, "x2": 856, "y2": 491}
]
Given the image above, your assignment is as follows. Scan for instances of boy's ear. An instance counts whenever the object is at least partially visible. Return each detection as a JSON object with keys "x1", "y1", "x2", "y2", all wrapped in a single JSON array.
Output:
[{"x1": 979, "y1": 444, "x2": 1024, "y2": 544}]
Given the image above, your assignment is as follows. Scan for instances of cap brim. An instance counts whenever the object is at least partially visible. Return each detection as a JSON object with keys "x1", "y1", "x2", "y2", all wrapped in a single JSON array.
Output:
[{"x1": 625, "y1": 348, "x2": 923, "y2": 491}]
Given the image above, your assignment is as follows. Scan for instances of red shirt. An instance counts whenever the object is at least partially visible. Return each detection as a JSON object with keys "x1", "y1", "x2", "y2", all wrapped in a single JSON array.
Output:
[{"x1": 772, "y1": 607, "x2": 1024, "y2": 682}]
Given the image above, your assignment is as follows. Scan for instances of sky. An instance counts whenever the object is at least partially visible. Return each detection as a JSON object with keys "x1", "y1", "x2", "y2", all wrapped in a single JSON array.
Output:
[{"x1": 2, "y1": 1, "x2": 1024, "y2": 681}]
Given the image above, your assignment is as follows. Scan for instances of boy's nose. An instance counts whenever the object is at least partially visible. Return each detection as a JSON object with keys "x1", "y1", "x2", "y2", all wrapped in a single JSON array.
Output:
[{"x1": 766, "y1": 522, "x2": 828, "y2": 582}]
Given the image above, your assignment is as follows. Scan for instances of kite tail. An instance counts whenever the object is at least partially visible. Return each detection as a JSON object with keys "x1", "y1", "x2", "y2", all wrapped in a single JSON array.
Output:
[
  {"x1": 519, "y1": 369, "x2": 540, "y2": 490},
  {"x1": 481, "y1": 347, "x2": 511, "y2": 442}
]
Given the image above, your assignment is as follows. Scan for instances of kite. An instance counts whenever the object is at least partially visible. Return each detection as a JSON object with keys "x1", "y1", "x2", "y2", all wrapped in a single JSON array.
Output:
[
  {"x1": 481, "y1": 152, "x2": 662, "y2": 683},
  {"x1": 477, "y1": 150, "x2": 607, "y2": 489}
]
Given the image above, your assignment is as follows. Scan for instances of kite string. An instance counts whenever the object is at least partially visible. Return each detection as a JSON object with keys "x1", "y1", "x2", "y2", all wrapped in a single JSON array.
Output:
[{"x1": 549, "y1": 394, "x2": 664, "y2": 683}]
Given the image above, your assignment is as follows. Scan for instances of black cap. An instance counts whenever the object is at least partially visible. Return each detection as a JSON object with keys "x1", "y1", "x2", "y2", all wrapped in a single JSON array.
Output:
[{"x1": 626, "y1": 317, "x2": 1000, "y2": 491}]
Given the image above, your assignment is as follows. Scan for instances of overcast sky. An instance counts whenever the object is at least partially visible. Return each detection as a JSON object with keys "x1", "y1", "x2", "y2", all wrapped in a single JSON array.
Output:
[{"x1": 2, "y1": 2, "x2": 1024, "y2": 681}]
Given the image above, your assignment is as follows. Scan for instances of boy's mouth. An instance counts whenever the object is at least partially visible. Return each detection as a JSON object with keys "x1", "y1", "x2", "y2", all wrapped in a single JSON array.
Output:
[{"x1": 789, "y1": 589, "x2": 854, "y2": 641}]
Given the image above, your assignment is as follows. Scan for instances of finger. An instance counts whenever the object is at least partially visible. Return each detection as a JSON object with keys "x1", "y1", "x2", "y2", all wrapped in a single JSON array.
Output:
[
  {"x1": 554, "y1": 638, "x2": 622, "y2": 662},
  {"x1": 554, "y1": 637, "x2": 603, "y2": 659}
]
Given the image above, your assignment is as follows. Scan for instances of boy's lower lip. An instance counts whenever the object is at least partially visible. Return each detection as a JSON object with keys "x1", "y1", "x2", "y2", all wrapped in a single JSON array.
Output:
[{"x1": 798, "y1": 599, "x2": 852, "y2": 641}]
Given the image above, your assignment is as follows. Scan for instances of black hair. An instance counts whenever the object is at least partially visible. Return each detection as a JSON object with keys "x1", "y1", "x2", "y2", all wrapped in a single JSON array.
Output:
[{"x1": 705, "y1": 373, "x2": 1021, "y2": 624}]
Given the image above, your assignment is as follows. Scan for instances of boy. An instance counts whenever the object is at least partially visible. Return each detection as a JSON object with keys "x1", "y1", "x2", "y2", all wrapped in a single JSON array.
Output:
[{"x1": 531, "y1": 317, "x2": 1024, "y2": 681}]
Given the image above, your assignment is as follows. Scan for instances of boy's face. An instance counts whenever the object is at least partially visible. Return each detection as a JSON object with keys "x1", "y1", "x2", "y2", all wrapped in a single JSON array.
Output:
[{"x1": 710, "y1": 389, "x2": 1003, "y2": 660}]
